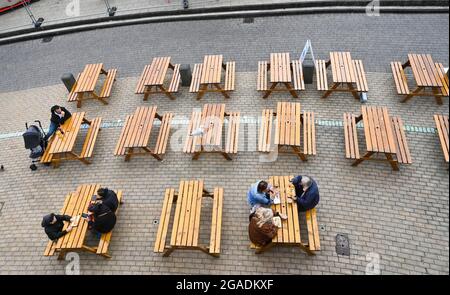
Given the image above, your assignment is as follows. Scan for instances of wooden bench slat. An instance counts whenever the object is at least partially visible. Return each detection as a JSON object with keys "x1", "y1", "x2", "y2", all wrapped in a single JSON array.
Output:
[
  {"x1": 257, "y1": 61, "x2": 268, "y2": 91},
  {"x1": 80, "y1": 117, "x2": 102, "y2": 159},
  {"x1": 435, "y1": 63, "x2": 449, "y2": 96},
  {"x1": 183, "y1": 111, "x2": 202, "y2": 154},
  {"x1": 114, "y1": 115, "x2": 133, "y2": 156},
  {"x1": 154, "y1": 113, "x2": 173, "y2": 155},
  {"x1": 225, "y1": 112, "x2": 240, "y2": 154},
  {"x1": 168, "y1": 64, "x2": 181, "y2": 93},
  {"x1": 99, "y1": 69, "x2": 117, "y2": 98},
  {"x1": 305, "y1": 208, "x2": 321, "y2": 251},
  {"x1": 258, "y1": 109, "x2": 273, "y2": 152},
  {"x1": 135, "y1": 65, "x2": 151, "y2": 94},
  {"x1": 315, "y1": 60, "x2": 328, "y2": 91},
  {"x1": 434, "y1": 114, "x2": 449, "y2": 162},
  {"x1": 209, "y1": 187, "x2": 223, "y2": 254},
  {"x1": 292, "y1": 60, "x2": 305, "y2": 90},
  {"x1": 390, "y1": 62, "x2": 410, "y2": 95},
  {"x1": 391, "y1": 116, "x2": 412, "y2": 164},
  {"x1": 189, "y1": 64, "x2": 203, "y2": 93},
  {"x1": 353, "y1": 60, "x2": 368, "y2": 92},
  {"x1": 302, "y1": 112, "x2": 316, "y2": 155},
  {"x1": 224, "y1": 61, "x2": 235, "y2": 91},
  {"x1": 68, "y1": 73, "x2": 82, "y2": 102},
  {"x1": 343, "y1": 113, "x2": 360, "y2": 159},
  {"x1": 96, "y1": 190, "x2": 123, "y2": 255}
]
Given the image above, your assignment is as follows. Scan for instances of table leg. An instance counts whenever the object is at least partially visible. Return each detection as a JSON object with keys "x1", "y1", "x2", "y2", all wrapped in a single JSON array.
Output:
[
  {"x1": 432, "y1": 87, "x2": 444, "y2": 105},
  {"x1": 57, "y1": 250, "x2": 67, "y2": 260},
  {"x1": 300, "y1": 243, "x2": 315, "y2": 256},
  {"x1": 72, "y1": 152, "x2": 91, "y2": 165},
  {"x1": 263, "y1": 82, "x2": 278, "y2": 99},
  {"x1": 322, "y1": 82, "x2": 339, "y2": 98},
  {"x1": 221, "y1": 152, "x2": 232, "y2": 161},
  {"x1": 402, "y1": 60, "x2": 411, "y2": 68},
  {"x1": 214, "y1": 84, "x2": 230, "y2": 99},
  {"x1": 255, "y1": 242, "x2": 274, "y2": 254},
  {"x1": 76, "y1": 93, "x2": 83, "y2": 108},
  {"x1": 163, "y1": 247, "x2": 175, "y2": 257},
  {"x1": 92, "y1": 92, "x2": 108, "y2": 105},
  {"x1": 351, "y1": 151, "x2": 374, "y2": 167},
  {"x1": 101, "y1": 68, "x2": 108, "y2": 75},
  {"x1": 197, "y1": 84, "x2": 208, "y2": 100},
  {"x1": 159, "y1": 85, "x2": 176, "y2": 100},
  {"x1": 292, "y1": 146, "x2": 307, "y2": 161},
  {"x1": 401, "y1": 86, "x2": 424, "y2": 103},
  {"x1": 347, "y1": 83, "x2": 359, "y2": 100},
  {"x1": 284, "y1": 82, "x2": 298, "y2": 98},
  {"x1": 385, "y1": 153, "x2": 400, "y2": 171},
  {"x1": 192, "y1": 151, "x2": 202, "y2": 160},
  {"x1": 125, "y1": 148, "x2": 134, "y2": 162},
  {"x1": 144, "y1": 86, "x2": 152, "y2": 101}
]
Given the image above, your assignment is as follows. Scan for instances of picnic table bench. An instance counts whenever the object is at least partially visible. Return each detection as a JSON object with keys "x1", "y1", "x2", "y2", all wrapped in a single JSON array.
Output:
[
  {"x1": 391, "y1": 54, "x2": 448, "y2": 105},
  {"x1": 40, "y1": 112, "x2": 102, "y2": 168},
  {"x1": 257, "y1": 53, "x2": 305, "y2": 98},
  {"x1": 190, "y1": 55, "x2": 235, "y2": 99},
  {"x1": 343, "y1": 106, "x2": 412, "y2": 171},
  {"x1": 250, "y1": 176, "x2": 320, "y2": 255},
  {"x1": 44, "y1": 184, "x2": 123, "y2": 259},
  {"x1": 259, "y1": 102, "x2": 316, "y2": 161},
  {"x1": 68, "y1": 63, "x2": 117, "y2": 108},
  {"x1": 433, "y1": 114, "x2": 449, "y2": 163},
  {"x1": 154, "y1": 180, "x2": 223, "y2": 257},
  {"x1": 315, "y1": 51, "x2": 368, "y2": 100},
  {"x1": 135, "y1": 56, "x2": 181, "y2": 100},
  {"x1": 114, "y1": 106, "x2": 173, "y2": 161},
  {"x1": 183, "y1": 104, "x2": 240, "y2": 160}
]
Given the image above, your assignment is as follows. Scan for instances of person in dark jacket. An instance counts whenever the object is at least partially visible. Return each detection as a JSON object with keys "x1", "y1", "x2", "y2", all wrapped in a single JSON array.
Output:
[
  {"x1": 44, "y1": 105, "x2": 72, "y2": 141},
  {"x1": 96, "y1": 188, "x2": 119, "y2": 213},
  {"x1": 41, "y1": 213, "x2": 73, "y2": 241},
  {"x1": 87, "y1": 201, "x2": 116, "y2": 235},
  {"x1": 290, "y1": 175, "x2": 320, "y2": 212}
]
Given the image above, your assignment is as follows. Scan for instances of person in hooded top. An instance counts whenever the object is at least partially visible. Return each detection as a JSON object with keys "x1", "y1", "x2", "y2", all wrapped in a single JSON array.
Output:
[
  {"x1": 44, "y1": 105, "x2": 72, "y2": 141},
  {"x1": 96, "y1": 187, "x2": 119, "y2": 213},
  {"x1": 87, "y1": 201, "x2": 116, "y2": 235},
  {"x1": 41, "y1": 213, "x2": 73, "y2": 241},
  {"x1": 290, "y1": 175, "x2": 320, "y2": 212}
]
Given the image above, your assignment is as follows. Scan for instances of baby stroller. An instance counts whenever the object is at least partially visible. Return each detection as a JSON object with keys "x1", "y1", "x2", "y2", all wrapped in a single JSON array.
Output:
[{"x1": 22, "y1": 120, "x2": 48, "y2": 171}]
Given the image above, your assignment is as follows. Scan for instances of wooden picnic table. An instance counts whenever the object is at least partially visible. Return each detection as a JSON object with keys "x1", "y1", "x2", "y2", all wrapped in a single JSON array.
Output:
[
  {"x1": 315, "y1": 51, "x2": 368, "y2": 99},
  {"x1": 114, "y1": 106, "x2": 173, "y2": 161},
  {"x1": 259, "y1": 102, "x2": 316, "y2": 161},
  {"x1": 433, "y1": 114, "x2": 449, "y2": 163},
  {"x1": 257, "y1": 53, "x2": 305, "y2": 98},
  {"x1": 391, "y1": 54, "x2": 448, "y2": 105},
  {"x1": 154, "y1": 180, "x2": 223, "y2": 257},
  {"x1": 40, "y1": 112, "x2": 102, "y2": 168},
  {"x1": 250, "y1": 176, "x2": 320, "y2": 255},
  {"x1": 183, "y1": 104, "x2": 240, "y2": 160},
  {"x1": 44, "y1": 184, "x2": 123, "y2": 259},
  {"x1": 68, "y1": 63, "x2": 117, "y2": 108},
  {"x1": 190, "y1": 55, "x2": 236, "y2": 99},
  {"x1": 135, "y1": 57, "x2": 181, "y2": 100},
  {"x1": 344, "y1": 106, "x2": 411, "y2": 171}
]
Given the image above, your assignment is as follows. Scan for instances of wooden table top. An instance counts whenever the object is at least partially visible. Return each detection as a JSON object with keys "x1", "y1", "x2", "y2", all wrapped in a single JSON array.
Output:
[
  {"x1": 200, "y1": 104, "x2": 225, "y2": 148},
  {"x1": 53, "y1": 184, "x2": 100, "y2": 251},
  {"x1": 269, "y1": 176, "x2": 301, "y2": 245},
  {"x1": 48, "y1": 112, "x2": 85, "y2": 154},
  {"x1": 407, "y1": 54, "x2": 443, "y2": 87},
  {"x1": 143, "y1": 57, "x2": 171, "y2": 86},
  {"x1": 274, "y1": 102, "x2": 302, "y2": 147},
  {"x1": 270, "y1": 52, "x2": 292, "y2": 83},
  {"x1": 123, "y1": 106, "x2": 158, "y2": 148},
  {"x1": 361, "y1": 106, "x2": 397, "y2": 154},
  {"x1": 73, "y1": 63, "x2": 103, "y2": 93},
  {"x1": 200, "y1": 55, "x2": 223, "y2": 84},
  {"x1": 169, "y1": 180, "x2": 205, "y2": 247},
  {"x1": 329, "y1": 52, "x2": 357, "y2": 84}
]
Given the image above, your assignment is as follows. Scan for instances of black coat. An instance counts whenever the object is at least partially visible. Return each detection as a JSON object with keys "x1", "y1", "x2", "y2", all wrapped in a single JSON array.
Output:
[
  {"x1": 50, "y1": 107, "x2": 71, "y2": 126},
  {"x1": 88, "y1": 203, "x2": 116, "y2": 234},
  {"x1": 98, "y1": 188, "x2": 119, "y2": 213},
  {"x1": 42, "y1": 214, "x2": 71, "y2": 241}
]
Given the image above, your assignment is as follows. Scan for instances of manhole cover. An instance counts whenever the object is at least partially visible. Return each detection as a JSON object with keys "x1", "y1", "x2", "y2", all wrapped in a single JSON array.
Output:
[
  {"x1": 335, "y1": 234, "x2": 350, "y2": 256},
  {"x1": 42, "y1": 36, "x2": 53, "y2": 43},
  {"x1": 153, "y1": 219, "x2": 159, "y2": 225},
  {"x1": 243, "y1": 17, "x2": 254, "y2": 24}
]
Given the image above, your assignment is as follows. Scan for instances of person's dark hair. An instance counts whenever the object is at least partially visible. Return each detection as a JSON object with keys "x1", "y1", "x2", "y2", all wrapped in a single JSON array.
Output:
[
  {"x1": 50, "y1": 105, "x2": 61, "y2": 113},
  {"x1": 257, "y1": 181, "x2": 268, "y2": 193},
  {"x1": 41, "y1": 213, "x2": 55, "y2": 227},
  {"x1": 97, "y1": 188, "x2": 107, "y2": 198}
]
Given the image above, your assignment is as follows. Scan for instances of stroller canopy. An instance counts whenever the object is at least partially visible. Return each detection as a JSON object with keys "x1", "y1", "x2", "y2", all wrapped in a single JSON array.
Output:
[{"x1": 23, "y1": 125, "x2": 43, "y2": 149}]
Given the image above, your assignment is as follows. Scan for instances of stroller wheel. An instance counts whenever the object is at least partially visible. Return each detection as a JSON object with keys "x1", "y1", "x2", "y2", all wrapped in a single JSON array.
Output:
[{"x1": 30, "y1": 164, "x2": 37, "y2": 171}]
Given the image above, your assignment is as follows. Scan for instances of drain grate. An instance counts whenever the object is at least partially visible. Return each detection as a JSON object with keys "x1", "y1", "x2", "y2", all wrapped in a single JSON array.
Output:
[
  {"x1": 243, "y1": 17, "x2": 254, "y2": 24},
  {"x1": 319, "y1": 224, "x2": 326, "y2": 232},
  {"x1": 335, "y1": 234, "x2": 350, "y2": 256},
  {"x1": 42, "y1": 36, "x2": 53, "y2": 43},
  {"x1": 153, "y1": 219, "x2": 159, "y2": 225},
  {"x1": 0, "y1": 202, "x2": 4, "y2": 215}
]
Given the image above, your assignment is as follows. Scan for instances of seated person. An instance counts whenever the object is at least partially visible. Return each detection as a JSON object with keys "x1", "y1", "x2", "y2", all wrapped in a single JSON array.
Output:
[
  {"x1": 44, "y1": 105, "x2": 72, "y2": 141},
  {"x1": 248, "y1": 207, "x2": 279, "y2": 247},
  {"x1": 96, "y1": 187, "x2": 119, "y2": 213},
  {"x1": 87, "y1": 201, "x2": 117, "y2": 236},
  {"x1": 290, "y1": 175, "x2": 320, "y2": 212},
  {"x1": 247, "y1": 180, "x2": 277, "y2": 212},
  {"x1": 41, "y1": 213, "x2": 73, "y2": 241}
]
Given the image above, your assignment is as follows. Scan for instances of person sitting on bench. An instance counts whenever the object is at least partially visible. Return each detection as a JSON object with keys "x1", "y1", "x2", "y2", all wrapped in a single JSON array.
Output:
[
  {"x1": 248, "y1": 207, "x2": 279, "y2": 247},
  {"x1": 44, "y1": 105, "x2": 72, "y2": 141},
  {"x1": 247, "y1": 180, "x2": 277, "y2": 213},
  {"x1": 96, "y1": 187, "x2": 119, "y2": 213},
  {"x1": 290, "y1": 175, "x2": 320, "y2": 212},
  {"x1": 87, "y1": 201, "x2": 116, "y2": 237},
  {"x1": 41, "y1": 213, "x2": 73, "y2": 241}
]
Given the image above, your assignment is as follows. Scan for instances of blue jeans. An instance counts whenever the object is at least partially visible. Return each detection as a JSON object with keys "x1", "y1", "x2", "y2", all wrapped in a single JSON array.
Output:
[{"x1": 44, "y1": 122, "x2": 58, "y2": 141}]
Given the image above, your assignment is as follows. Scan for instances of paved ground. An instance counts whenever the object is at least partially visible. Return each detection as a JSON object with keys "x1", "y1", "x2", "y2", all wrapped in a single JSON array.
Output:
[{"x1": 0, "y1": 13, "x2": 448, "y2": 275}]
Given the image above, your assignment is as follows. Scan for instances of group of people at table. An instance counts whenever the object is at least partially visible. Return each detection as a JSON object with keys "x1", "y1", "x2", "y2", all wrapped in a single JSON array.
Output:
[{"x1": 40, "y1": 104, "x2": 320, "y2": 249}]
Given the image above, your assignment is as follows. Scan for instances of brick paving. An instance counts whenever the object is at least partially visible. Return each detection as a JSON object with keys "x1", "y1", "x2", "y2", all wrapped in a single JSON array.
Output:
[{"x1": 0, "y1": 14, "x2": 448, "y2": 275}]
